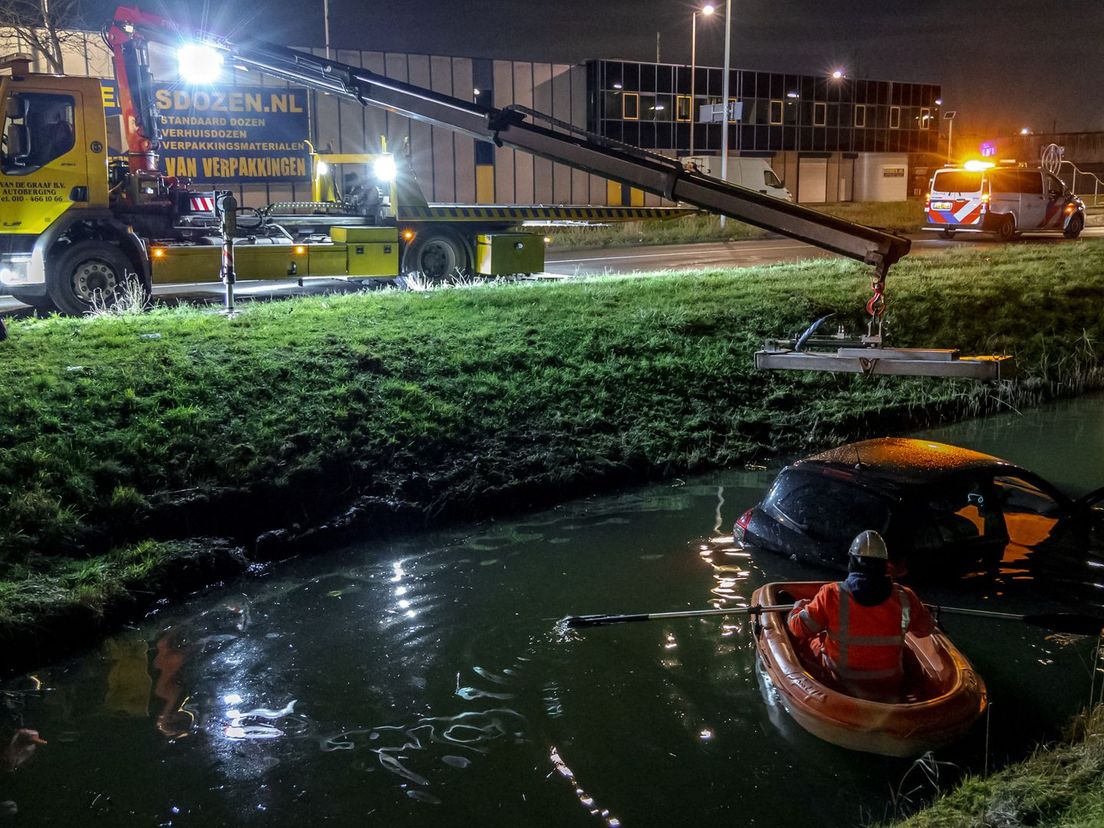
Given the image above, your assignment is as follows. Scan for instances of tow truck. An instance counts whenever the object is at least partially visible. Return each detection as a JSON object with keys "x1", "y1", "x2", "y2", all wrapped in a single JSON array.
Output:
[{"x1": 0, "y1": 6, "x2": 1012, "y2": 379}]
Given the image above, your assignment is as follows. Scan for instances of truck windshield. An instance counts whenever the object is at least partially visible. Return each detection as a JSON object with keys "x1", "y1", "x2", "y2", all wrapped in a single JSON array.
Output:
[
  {"x1": 932, "y1": 171, "x2": 983, "y2": 194},
  {"x1": 2, "y1": 92, "x2": 76, "y2": 175}
]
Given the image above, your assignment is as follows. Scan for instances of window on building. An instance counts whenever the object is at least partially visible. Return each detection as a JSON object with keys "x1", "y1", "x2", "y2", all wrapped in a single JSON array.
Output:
[
  {"x1": 854, "y1": 104, "x2": 866, "y2": 128},
  {"x1": 769, "y1": 99, "x2": 783, "y2": 125},
  {"x1": 622, "y1": 91, "x2": 639, "y2": 120},
  {"x1": 675, "y1": 95, "x2": 692, "y2": 122},
  {"x1": 889, "y1": 106, "x2": 901, "y2": 129},
  {"x1": 1, "y1": 92, "x2": 76, "y2": 175},
  {"x1": 919, "y1": 107, "x2": 931, "y2": 129},
  {"x1": 813, "y1": 102, "x2": 826, "y2": 127}
]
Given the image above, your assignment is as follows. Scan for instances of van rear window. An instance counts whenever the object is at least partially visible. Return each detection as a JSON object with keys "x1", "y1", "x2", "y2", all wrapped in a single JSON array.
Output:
[{"x1": 932, "y1": 171, "x2": 983, "y2": 193}]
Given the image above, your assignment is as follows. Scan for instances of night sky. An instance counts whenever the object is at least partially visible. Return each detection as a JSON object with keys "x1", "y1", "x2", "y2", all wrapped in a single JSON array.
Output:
[{"x1": 88, "y1": 0, "x2": 1103, "y2": 141}]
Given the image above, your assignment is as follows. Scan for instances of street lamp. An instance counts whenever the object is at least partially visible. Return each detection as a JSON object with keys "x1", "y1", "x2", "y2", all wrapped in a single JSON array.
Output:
[
  {"x1": 831, "y1": 69, "x2": 845, "y2": 80},
  {"x1": 689, "y1": 3, "x2": 715, "y2": 159},
  {"x1": 719, "y1": 0, "x2": 733, "y2": 216}
]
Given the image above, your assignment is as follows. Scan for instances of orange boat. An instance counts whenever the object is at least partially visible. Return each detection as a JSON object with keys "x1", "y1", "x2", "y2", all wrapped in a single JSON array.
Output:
[{"x1": 751, "y1": 581, "x2": 987, "y2": 757}]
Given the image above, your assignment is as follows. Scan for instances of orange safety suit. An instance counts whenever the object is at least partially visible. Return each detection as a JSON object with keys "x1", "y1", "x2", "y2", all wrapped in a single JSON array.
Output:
[{"x1": 787, "y1": 580, "x2": 934, "y2": 700}]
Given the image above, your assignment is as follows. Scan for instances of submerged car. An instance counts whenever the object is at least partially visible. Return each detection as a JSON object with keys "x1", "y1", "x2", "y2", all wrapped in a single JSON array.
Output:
[{"x1": 734, "y1": 438, "x2": 1104, "y2": 579}]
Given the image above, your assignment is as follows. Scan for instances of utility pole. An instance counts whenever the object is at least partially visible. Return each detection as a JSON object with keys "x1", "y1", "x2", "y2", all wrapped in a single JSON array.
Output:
[
  {"x1": 719, "y1": 0, "x2": 732, "y2": 227},
  {"x1": 656, "y1": 31, "x2": 660, "y2": 63},
  {"x1": 323, "y1": 0, "x2": 332, "y2": 59}
]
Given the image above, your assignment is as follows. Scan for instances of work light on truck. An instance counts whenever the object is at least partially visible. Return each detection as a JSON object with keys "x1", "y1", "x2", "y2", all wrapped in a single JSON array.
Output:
[
  {"x1": 177, "y1": 43, "x2": 224, "y2": 84},
  {"x1": 373, "y1": 155, "x2": 398, "y2": 182}
]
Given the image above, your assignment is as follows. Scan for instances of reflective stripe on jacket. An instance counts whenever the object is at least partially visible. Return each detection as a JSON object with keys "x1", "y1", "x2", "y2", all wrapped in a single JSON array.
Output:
[{"x1": 787, "y1": 581, "x2": 934, "y2": 682}]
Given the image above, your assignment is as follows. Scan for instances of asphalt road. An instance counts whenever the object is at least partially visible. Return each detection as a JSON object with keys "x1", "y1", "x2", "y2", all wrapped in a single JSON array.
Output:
[
  {"x1": 544, "y1": 226, "x2": 1104, "y2": 276},
  {"x1": 1, "y1": 227, "x2": 1100, "y2": 314}
]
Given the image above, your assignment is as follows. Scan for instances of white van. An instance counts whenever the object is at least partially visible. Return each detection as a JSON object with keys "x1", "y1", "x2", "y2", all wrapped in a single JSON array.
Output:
[
  {"x1": 924, "y1": 165, "x2": 1085, "y2": 241},
  {"x1": 684, "y1": 156, "x2": 793, "y2": 201}
]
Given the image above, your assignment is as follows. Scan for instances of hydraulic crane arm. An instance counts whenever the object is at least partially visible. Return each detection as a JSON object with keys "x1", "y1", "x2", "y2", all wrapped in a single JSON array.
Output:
[{"x1": 111, "y1": 7, "x2": 910, "y2": 275}]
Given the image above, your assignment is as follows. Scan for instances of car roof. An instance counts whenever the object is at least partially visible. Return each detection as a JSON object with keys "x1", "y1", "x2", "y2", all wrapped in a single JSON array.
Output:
[{"x1": 794, "y1": 437, "x2": 1020, "y2": 491}]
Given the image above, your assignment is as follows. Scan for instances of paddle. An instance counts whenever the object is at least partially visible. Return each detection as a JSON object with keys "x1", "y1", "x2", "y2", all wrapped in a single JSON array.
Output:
[
  {"x1": 564, "y1": 604, "x2": 793, "y2": 628},
  {"x1": 563, "y1": 603, "x2": 1104, "y2": 635},
  {"x1": 931, "y1": 605, "x2": 1104, "y2": 636}
]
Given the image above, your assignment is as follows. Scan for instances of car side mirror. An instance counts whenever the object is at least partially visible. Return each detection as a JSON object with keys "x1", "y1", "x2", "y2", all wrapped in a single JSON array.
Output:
[{"x1": 6, "y1": 124, "x2": 29, "y2": 158}]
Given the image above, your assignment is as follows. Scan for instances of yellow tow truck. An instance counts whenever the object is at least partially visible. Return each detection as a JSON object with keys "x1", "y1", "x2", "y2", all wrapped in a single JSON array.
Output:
[{"x1": 0, "y1": 12, "x2": 691, "y2": 316}]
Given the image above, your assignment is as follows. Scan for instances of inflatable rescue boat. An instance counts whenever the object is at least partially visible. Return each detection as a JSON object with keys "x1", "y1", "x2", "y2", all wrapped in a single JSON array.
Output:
[{"x1": 751, "y1": 581, "x2": 987, "y2": 757}]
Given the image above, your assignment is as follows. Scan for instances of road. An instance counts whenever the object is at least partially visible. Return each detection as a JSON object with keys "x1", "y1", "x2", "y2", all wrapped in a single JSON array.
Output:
[
  {"x1": 1, "y1": 227, "x2": 1100, "y2": 314},
  {"x1": 544, "y1": 226, "x2": 1104, "y2": 276}
]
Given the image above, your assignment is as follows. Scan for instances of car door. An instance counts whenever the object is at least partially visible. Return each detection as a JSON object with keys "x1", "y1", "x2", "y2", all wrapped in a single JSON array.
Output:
[
  {"x1": 1042, "y1": 173, "x2": 1071, "y2": 229},
  {"x1": 1014, "y1": 170, "x2": 1047, "y2": 230}
]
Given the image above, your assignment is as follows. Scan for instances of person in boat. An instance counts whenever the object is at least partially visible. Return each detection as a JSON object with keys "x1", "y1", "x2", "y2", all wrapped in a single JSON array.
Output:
[{"x1": 787, "y1": 529, "x2": 934, "y2": 701}]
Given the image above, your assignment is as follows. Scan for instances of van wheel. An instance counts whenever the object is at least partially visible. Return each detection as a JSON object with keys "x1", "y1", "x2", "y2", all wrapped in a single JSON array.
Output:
[
  {"x1": 1064, "y1": 213, "x2": 1085, "y2": 239},
  {"x1": 996, "y1": 215, "x2": 1016, "y2": 242},
  {"x1": 48, "y1": 241, "x2": 147, "y2": 316},
  {"x1": 940, "y1": 228, "x2": 956, "y2": 239}
]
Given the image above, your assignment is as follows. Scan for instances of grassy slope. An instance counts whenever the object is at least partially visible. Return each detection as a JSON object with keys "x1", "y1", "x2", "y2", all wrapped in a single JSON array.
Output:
[
  {"x1": 890, "y1": 708, "x2": 1104, "y2": 828},
  {"x1": 548, "y1": 200, "x2": 926, "y2": 250},
  {"x1": 1, "y1": 241, "x2": 1103, "y2": 638}
]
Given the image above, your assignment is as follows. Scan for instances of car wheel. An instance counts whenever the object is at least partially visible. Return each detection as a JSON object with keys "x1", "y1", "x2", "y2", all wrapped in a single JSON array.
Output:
[
  {"x1": 940, "y1": 228, "x2": 956, "y2": 239},
  {"x1": 996, "y1": 215, "x2": 1016, "y2": 242},
  {"x1": 48, "y1": 241, "x2": 147, "y2": 316},
  {"x1": 401, "y1": 231, "x2": 470, "y2": 284},
  {"x1": 1064, "y1": 213, "x2": 1085, "y2": 239}
]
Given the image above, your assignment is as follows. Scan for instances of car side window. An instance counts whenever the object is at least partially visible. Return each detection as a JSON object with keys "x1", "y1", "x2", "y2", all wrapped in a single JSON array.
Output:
[
  {"x1": 1, "y1": 92, "x2": 76, "y2": 175},
  {"x1": 1017, "y1": 171, "x2": 1044, "y2": 195},
  {"x1": 1044, "y1": 173, "x2": 1065, "y2": 197},
  {"x1": 924, "y1": 482, "x2": 1006, "y2": 546},
  {"x1": 993, "y1": 475, "x2": 1061, "y2": 548}
]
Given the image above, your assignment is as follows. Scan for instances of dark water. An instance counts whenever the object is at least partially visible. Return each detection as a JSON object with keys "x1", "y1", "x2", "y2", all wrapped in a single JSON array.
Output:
[{"x1": 4, "y1": 394, "x2": 1104, "y2": 826}]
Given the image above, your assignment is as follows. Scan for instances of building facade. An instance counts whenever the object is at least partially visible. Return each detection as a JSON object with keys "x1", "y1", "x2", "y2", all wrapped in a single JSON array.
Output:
[
  {"x1": 3, "y1": 26, "x2": 940, "y2": 205},
  {"x1": 587, "y1": 59, "x2": 942, "y2": 203}
]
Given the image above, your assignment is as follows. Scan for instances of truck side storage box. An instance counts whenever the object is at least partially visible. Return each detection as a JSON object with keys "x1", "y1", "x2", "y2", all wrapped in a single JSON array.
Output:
[
  {"x1": 332, "y1": 226, "x2": 398, "y2": 276},
  {"x1": 476, "y1": 233, "x2": 545, "y2": 276}
]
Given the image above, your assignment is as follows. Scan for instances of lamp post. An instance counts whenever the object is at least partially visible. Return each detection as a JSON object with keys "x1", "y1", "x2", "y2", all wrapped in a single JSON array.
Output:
[
  {"x1": 323, "y1": 0, "x2": 332, "y2": 59},
  {"x1": 718, "y1": 0, "x2": 732, "y2": 227},
  {"x1": 689, "y1": 4, "x2": 714, "y2": 159}
]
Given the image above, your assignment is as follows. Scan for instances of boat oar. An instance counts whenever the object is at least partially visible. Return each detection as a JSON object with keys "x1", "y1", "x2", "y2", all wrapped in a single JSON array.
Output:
[
  {"x1": 931, "y1": 605, "x2": 1104, "y2": 636},
  {"x1": 563, "y1": 603, "x2": 1104, "y2": 635},
  {"x1": 564, "y1": 604, "x2": 794, "y2": 628}
]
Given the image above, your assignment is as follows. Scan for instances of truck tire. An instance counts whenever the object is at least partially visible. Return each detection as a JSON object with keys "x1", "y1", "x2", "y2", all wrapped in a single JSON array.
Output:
[
  {"x1": 402, "y1": 231, "x2": 470, "y2": 283},
  {"x1": 996, "y1": 215, "x2": 1016, "y2": 242},
  {"x1": 9, "y1": 291, "x2": 57, "y2": 313},
  {"x1": 1064, "y1": 213, "x2": 1084, "y2": 239},
  {"x1": 47, "y1": 241, "x2": 147, "y2": 316}
]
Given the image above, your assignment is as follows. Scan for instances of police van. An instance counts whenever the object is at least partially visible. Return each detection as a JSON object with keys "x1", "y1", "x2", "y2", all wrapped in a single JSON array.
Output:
[{"x1": 924, "y1": 163, "x2": 1085, "y2": 241}]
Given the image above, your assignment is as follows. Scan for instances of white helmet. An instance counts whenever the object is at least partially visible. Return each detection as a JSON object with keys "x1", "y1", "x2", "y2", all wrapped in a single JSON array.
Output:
[{"x1": 848, "y1": 530, "x2": 888, "y2": 560}]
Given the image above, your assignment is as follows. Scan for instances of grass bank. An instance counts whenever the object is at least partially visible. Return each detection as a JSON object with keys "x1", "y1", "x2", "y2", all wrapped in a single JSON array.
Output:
[
  {"x1": 548, "y1": 199, "x2": 926, "y2": 251},
  {"x1": 2, "y1": 241, "x2": 1104, "y2": 665},
  {"x1": 889, "y1": 705, "x2": 1104, "y2": 827}
]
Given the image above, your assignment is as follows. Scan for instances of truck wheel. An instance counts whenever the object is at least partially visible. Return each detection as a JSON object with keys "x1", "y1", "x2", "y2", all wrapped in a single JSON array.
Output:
[
  {"x1": 996, "y1": 215, "x2": 1016, "y2": 242},
  {"x1": 1064, "y1": 213, "x2": 1084, "y2": 239},
  {"x1": 402, "y1": 231, "x2": 470, "y2": 283},
  {"x1": 47, "y1": 241, "x2": 146, "y2": 315},
  {"x1": 9, "y1": 291, "x2": 57, "y2": 313}
]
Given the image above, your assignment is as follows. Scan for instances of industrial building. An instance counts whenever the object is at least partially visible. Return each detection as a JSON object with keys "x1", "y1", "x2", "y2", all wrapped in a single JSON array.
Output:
[{"x1": 2, "y1": 27, "x2": 942, "y2": 206}]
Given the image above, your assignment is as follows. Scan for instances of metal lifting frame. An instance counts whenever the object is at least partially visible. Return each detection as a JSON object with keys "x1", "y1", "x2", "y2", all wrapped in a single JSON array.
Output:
[{"x1": 119, "y1": 11, "x2": 1012, "y2": 380}]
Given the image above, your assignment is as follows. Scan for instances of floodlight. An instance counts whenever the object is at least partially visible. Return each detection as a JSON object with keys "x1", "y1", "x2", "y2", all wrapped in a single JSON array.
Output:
[
  {"x1": 373, "y1": 155, "x2": 398, "y2": 182},
  {"x1": 178, "y1": 43, "x2": 224, "y2": 84}
]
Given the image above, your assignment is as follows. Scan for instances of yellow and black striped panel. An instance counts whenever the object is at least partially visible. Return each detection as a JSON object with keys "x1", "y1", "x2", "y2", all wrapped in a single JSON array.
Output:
[{"x1": 395, "y1": 205, "x2": 698, "y2": 223}]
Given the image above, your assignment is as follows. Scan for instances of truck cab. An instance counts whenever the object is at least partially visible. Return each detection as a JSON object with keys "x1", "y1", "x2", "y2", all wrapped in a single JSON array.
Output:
[{"x1": 924, "y1": 164, "x2": 1085, "y2": 241}]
